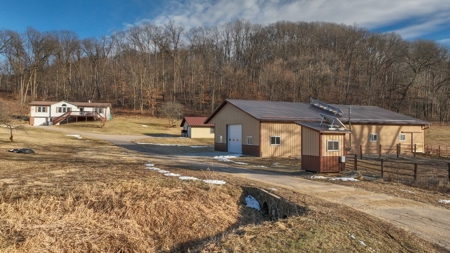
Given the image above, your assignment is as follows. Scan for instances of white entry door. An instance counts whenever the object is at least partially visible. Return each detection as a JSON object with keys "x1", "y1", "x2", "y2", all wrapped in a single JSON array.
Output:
[{"x1": 227, "y1": 124, "x2": 242, "y2": 154}]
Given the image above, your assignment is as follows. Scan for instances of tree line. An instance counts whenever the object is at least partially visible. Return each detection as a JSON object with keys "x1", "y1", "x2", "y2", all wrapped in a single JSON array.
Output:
[{"x1": 0, "y1": 20, "x2": 449, "y2": 122}]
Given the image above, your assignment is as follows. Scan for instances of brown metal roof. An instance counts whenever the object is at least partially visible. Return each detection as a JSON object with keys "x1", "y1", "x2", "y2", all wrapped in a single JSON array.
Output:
[
  {"x1": 180, "y1": 116, "x2": 214, "y2": 127},
  {"x1": 29, "y1": 101, "x2": 111, "y2": 107},
  {"x1": 205, "y1": 99, "x2": 430, "y2": 126},
  {"x1": 297, "y1": 122, "x2": 351, "y2": 133}
]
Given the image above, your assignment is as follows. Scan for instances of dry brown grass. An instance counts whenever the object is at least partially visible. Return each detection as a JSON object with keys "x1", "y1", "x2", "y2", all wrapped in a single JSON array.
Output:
[
  {"x1": 57, "y1": 115, "x2": 183, "y2": 137},
  {"x1": 133, "y1": 137, "x2": 213, "y2": 146},
  {"x1": 0, "y1": 127, "x2": 262, "y2": 252},
  {"x1": 426, "y1": 123, "x2": 450, "y2": 147}
]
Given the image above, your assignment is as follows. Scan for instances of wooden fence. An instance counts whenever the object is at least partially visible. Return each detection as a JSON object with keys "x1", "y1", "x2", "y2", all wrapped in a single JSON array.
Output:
[
  {"x1": 354, "y1": 144, "x2": 450, "y2": 159},
  {"x1": 424, "y1": 145, "x2": 450, "y2": 158},
  {"x1": 345, "y1": 154, "x2": 450, "y2": 187},
  {"x1": 355, "y1": 143, "x2": 434, "y2": 160}
]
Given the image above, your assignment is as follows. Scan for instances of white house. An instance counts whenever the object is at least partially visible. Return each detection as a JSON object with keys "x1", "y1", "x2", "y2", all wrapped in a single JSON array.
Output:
[
  {"x1": 28, "y1": 101, "x2": 112, "y2": 126},
  {"x1": 180, "y1": 116, "x2": 214, "y2": 138}
]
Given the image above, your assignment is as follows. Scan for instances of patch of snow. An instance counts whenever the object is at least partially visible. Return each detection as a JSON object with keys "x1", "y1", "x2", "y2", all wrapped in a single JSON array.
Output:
[
  {"x1": 329, "y1": 177, "x2": 359, "y2": 182},
  {"x1": 350, "y1": 234, "x2": 355, "y2": 239},
  {"x1": 141, "y1": 125, "x2": 148, "y2": 127},
  {"x1": 253, "y1": 165, "x2": 267, "y2": 168},
  {"x1": 400, "y1": 189, "x2": 415, "y2": 194},
  {"x1": 146, "y1": 167, "x2": 162, "y2": 171},
  {"x1": 234, "y1": 162, "x2": 248, "y2": 165},
  {"x1": 268, "y1": 188, "x2": 277, "y2": 191},
  {"x1": 179, "y1": 176, "x2": 199, "y2": 181},
  {"x1": 145, "y1": 163, "x2": 155, "y2": 167},
  {"x1": 203, "y1": 179, "x2": 226, "y2": 185},
  {"x1": 66, "y1": 134, "x2": 82, "y2": 139},
  {"x1": 245, "y1": 195, "x2": 261, "y2": 210},
  {"x1": 438, "y1": 200, "x2": 450, "y2": 204},
  {"x1": 164, "y1": 173, "x2": 181, "y2": 177},
  {"x1": 190, "y1": 146, "x2": 207, "y2": 148},
  {"x1": 311, "y1": 176, "x2": 328, "y2": 179},
  {"x1": 213, "y1": 154, "x2": 242, "y2": 162},
  {"x1": 146, "y1": 167, "x2": 170, "y2": 173},
  {"x1": 359, "y1": 241, "x2": 366, "y2": 246}
]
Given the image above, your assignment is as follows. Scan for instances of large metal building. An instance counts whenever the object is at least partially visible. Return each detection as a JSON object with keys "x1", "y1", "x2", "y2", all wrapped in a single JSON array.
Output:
[{"x1": 204, "y1": 99, "x2": 430, "y2": 158}]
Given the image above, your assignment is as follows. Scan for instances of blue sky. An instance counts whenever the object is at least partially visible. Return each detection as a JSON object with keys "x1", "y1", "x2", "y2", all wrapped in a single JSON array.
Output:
[{"x1": 1, "y1": 0, "x2": 449, "y2": 44}]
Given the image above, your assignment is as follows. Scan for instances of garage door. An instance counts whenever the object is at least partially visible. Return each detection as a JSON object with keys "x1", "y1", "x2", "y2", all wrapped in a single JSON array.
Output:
[{"x1": 228, "y1": 124, "x2": 242, "y2": 154}]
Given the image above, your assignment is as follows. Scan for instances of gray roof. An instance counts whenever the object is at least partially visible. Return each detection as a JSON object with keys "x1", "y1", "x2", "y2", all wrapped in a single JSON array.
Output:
[
  {"x1": 297, "y1": 122, "x2": 351, "y2": 133},
  {"x1": 29, "y1": 101, "x2": 111, "y2": 107},
  {"x1": 206, "y1": 99, "x2": 430, "y2": 126}
]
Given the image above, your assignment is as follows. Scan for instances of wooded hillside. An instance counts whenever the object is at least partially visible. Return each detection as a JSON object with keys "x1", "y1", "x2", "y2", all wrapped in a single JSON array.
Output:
[{"x1": 0, "y1": 20, "x2": 449, "y2": 121}]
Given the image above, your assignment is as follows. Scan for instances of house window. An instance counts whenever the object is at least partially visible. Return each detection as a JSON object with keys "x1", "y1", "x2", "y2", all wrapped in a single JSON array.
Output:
[
  {"x1": 95, "y1": 108, "x2": 103, "y2": 113},
  {"x1": 327, "y1": 140, "x2": 340, "y2": 151},
  {"x1": 369, "y1": 133, "x2": 378, "y2": 142},
  {"x1": 57, "y1": 107, "x2": 71, "y2": 113},
  {"x1": 246, "y1": 136, "x2": 253, "y2": 145},
  {"x1": 210, "y1": 127, "x2": 215, "y2": 134},
  {"x1": 37, "y1": 106, "x2": 46, "y2": 112},
  {"x1": 217, "y1": 135, "x2": 223, "y2": 143},
  {"x1": 270, "y1": 136, "x2": 281, "y2": 145},
  {"x1": 399, "y1": 133, "x2": 406, "y2": 142}
]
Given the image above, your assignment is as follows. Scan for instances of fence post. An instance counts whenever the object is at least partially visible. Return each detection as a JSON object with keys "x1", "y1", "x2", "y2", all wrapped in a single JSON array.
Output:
[
  {"x1": 381, "y1": 159, "x2": 384, "y2": 179},
  {"x1": 414, "y1": 144, "x2": 417, "y2": 158},
  {"x1": 439, "y1": 145, "x2": 441, "y2": 157},
  {"x1": 448, "y1": 163, "x2": 450, "y2": 184},
  {"x1": 379, "y1": 144, "x2": 381, "y2": 159},
  {"x1": 360, "y1": 145, "x2": 363, "y2": 160},
  {"x1": 396, "y1": 144, "x2": 399, "y2": 158},
  {"x1": 354, "y1": 154, "x2": 357, "y2": 171},
  {"x1": 414, "y1": 163, "x2": 418, "y2": 181}
]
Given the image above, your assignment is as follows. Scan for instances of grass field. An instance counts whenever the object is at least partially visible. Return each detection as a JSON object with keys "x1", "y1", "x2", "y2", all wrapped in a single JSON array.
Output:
[
  {"x1": 0, "y1": 117, "x2": 448, "y2": 252},
  {"x1": 58, "y1": 115, "x2": 182, "y2": 136}
]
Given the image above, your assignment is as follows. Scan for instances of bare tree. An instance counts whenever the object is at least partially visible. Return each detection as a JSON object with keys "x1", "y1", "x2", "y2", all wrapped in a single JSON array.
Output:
[
  {"x1": 0, "y1": 100, "x2": 22, "y2": 141},
  {"x1": 158, "y1": 101, "x2": 184, "y2": 127}
]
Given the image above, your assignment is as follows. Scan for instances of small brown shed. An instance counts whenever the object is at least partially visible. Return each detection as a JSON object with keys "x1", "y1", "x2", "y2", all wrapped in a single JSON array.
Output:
[{"x1": 298, "y1": 121, "x2": 351, "y2": 173}]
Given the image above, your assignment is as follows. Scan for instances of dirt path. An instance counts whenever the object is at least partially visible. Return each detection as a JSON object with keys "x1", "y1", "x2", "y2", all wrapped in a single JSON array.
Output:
[{"x1": 40, "y1": 127, "x2": 450, "y2": 250}]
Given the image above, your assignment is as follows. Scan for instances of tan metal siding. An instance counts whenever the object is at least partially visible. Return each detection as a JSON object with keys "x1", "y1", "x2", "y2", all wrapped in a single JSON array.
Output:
[
  {"x1": 302, "y1": 127, "x2": 320, "y2": 156},
  {"x1": 260, "y1": 122, "x2": 301, "y2": 157},
  {"x1": 190, "y1": 127, "x2": 214, "y2": 138},
  {"x1": 321, "y1": 134, "x2": 346, "y2": 157},
  {"x1": 208, "y1": 103, "x2": 260, "y2": 152},
  {"x1": 348, "y1": 124, "x2": 425, "y2": 154}
]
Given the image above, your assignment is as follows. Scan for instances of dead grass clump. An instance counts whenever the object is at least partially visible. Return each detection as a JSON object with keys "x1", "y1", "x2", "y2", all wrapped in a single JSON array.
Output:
[
  {"x1": 410, "y1": 178, "x2": 450, "y2": 194},
  {"x1": 0, "y1": 177, "x2": 253, "y2": 252}
]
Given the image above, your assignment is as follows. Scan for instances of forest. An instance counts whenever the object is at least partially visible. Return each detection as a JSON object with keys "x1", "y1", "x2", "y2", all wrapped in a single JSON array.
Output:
[{"x1": 0, "y1": 20, "x2": 449, "y2": 122}]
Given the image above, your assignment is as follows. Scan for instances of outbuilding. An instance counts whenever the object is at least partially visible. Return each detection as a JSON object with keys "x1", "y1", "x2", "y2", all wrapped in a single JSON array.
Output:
[
  {"x1": 204, "y1": 99, "x2": 430, "y2": 158},
  {"x1": 180, "y1": 116, "x2": 214, "y2": 138},
  {"x1": 298, "y1": 118, "x2": 351, "y2": 173}
]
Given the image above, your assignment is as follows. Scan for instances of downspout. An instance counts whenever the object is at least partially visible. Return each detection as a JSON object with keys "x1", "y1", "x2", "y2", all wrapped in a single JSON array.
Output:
[{"x1": 348, "y1": 106, "x2": 352, "y2": 152}]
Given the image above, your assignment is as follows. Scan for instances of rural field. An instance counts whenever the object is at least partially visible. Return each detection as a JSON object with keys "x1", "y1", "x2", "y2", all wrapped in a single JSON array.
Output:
[{"x1": 0, "y1": 115, "x2": 449, "y2": 252}]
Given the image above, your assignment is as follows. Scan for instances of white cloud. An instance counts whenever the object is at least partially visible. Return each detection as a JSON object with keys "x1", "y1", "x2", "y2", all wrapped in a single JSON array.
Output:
[
  {"x1": 438, "y1": 38, "x2": 450, "y2": 45},
  {"x1": 140, "y1": 0, "x2": 450, "y2": 40}
]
